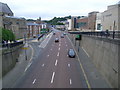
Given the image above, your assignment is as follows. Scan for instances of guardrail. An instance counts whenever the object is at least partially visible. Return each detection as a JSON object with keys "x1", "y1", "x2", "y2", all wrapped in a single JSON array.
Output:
[
  {"x1": 69, "y1": 31, "x2": 120, "y2": 40},
  {"x1": 2, "y1": 41, "x2": 23, "y2": 48}
]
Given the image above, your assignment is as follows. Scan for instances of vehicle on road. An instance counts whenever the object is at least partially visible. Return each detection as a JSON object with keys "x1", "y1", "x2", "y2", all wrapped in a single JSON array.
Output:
[
  {"x1": 53, "y1": 32, "x2": 56, "y2": 35},
  {"x1": 55, "y1": 38, "x2": 59, "y2": 42},
  {"x1": 68, "y1": 49, "x2": 75, "y2": 58},
  {"x1": 63, "y1": 33, "x2": 66, "y2": 35},
  {"x1": 61, "y1": 34, "x2": 64, "y2": 38}
]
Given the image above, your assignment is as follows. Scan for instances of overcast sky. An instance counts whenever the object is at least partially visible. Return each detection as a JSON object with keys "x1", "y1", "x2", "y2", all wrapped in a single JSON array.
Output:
[{"x1": 1, "y1": 0, "x2": 119, "y2": 20}]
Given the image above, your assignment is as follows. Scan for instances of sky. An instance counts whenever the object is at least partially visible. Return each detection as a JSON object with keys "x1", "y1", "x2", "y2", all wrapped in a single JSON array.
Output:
[{"x1": 1, "y1": 0, "x2": 119, "y2": 20}]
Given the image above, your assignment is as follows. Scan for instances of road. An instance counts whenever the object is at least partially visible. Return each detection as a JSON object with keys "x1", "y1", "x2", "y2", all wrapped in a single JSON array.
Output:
[{"x1": 13, "y1": 29, "x2": 89, "y2": 88}]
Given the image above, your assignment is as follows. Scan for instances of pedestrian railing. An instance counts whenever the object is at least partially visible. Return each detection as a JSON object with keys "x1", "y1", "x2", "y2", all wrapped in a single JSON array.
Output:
[
  {"x1": 69, "y1": 31, "x2": 120, "y2": 40},
  {"x1": 2, "y1": 41, "x2": 23, "y2": 48}
]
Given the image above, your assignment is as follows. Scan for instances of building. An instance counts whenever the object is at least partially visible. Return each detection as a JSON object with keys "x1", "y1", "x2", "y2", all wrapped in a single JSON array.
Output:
[
  {"x1": 95, "y1": 13, "x2": 102, "y2": 31},
  {"x1": 27, "y1": 22, "x2": 41, "y2": 38},
  {"x1": 76, "y1": 16, "x2": 88, "y2": 31},
  {"x1": 102, "y1": 3, "x2": 120, "y2": 31},
  {"x1": 88, "y1": 11, "x2": 99, "y2": 31},
  {"x1": 67, "y1": 17, "x2": 77, "y2": 31},
  {"x1": 0, "y1": 2, "x2": 27, "y2": 40}
]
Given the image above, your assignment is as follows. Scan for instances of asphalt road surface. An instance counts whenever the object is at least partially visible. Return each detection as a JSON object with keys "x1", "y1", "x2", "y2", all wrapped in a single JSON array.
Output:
[{"x1": 13, "y1": 30, "x2": 89, "y2": 88}]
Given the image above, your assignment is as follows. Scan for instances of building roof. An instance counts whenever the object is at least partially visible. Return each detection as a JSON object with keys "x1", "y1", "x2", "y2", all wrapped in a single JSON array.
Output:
[
  {"x1": 27, "y1": 22, "x2": 39, "y2": 26},
  {"x1": 0, "y1": 2, "x2": 13, "y2": 16}
]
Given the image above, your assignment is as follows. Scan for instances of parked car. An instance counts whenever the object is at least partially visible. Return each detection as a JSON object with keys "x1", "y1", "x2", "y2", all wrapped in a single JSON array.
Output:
[
  {"x1": 68, "y1": 49, "x2": 75, "y2": 58},
  {"x1": 55, "y1": 38, "x2": 59, "y2": 42}
]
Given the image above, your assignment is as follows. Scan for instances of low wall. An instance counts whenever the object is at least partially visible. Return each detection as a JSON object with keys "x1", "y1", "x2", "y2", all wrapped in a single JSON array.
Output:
[
  {"x1": 2, "y1": 44, "x2": 24, "y2": 77},
  {"x1": 80, "y1": 35, "x2": 119, "y2": 88}
]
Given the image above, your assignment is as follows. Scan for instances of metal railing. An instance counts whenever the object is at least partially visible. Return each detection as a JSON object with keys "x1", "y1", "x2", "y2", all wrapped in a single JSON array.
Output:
[
  {"x1": 69, "y1": 31, "x2": 120, "y2": 40},
  {"x1": 2, "y1": 41, "x2": 23, "y2": 48}
]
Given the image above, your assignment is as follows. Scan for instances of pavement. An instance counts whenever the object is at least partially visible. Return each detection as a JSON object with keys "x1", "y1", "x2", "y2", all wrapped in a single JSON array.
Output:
[{"x1": 1, "y1": 29, "x2": 111, "y2": 88}]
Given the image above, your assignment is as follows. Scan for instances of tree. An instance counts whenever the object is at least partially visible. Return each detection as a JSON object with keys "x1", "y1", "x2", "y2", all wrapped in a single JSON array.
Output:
[{"x1": 1, "y1": 28, "x2": 15, "y2": 42}]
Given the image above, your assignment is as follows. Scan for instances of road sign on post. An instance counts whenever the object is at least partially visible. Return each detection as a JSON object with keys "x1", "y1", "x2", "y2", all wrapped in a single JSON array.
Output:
[{"x1": 75, "y1": 34, "x2": 82, "y2": 40}]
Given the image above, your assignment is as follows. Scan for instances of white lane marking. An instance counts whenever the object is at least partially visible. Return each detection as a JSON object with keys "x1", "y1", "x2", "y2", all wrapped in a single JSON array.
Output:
[
  {"x1": 82, "y1": 47, "x2": 90, "y2": 57},
  {"x1": 51, "y1": 48, "x2": 52, "y2": 51},
  {"x1": 68, "y1": 64, "x2": 70, "y2": 67},
  {"x1": 32, "y1": 79, "x2": 36, "y2": 84},
  {"x1": 59, "y1": 44, "x2": 61, "y2": 46},
  {"x1": 24, "y1": 62, "x2": 32, "y2": 72},
  {"x1": 67, "y1": 35, "x2": 91, "y2": 89},
  {"x1": 57, "y1": 52, "x2": 59, "y2": 56},
  {"x1": 29, "y1": 45, "x2": 34, "y2": 62},
  {"x1": 70, "y1": 79, "x2": 72, "y2": 85},
  {"x1": 66, "y1": 44, "x2": 68, "y2": 47},
  {"x1": 58, "y1": 47, "x2": 60, "y2": 51},
  {"x1": 51, "y1": 72, "x2": 55, "y2": 83},
  {"x1": 39, "y1": 33, "x2": 53, "y2": 48},
  {"x1": 47, "y1": 55, "x2": 50, "y2": 57},
  {"x1": 55, "y1": 60, "x2": 58, "y2": 66},
  {"x1": 42, "y1": 64, "x2": 45, "y2": 67}
]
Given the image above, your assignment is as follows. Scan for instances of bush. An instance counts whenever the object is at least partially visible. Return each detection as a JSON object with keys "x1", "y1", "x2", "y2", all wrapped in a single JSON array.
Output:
[{"x1": 0, "y1": 27, "x2": 15, "y2": 42}]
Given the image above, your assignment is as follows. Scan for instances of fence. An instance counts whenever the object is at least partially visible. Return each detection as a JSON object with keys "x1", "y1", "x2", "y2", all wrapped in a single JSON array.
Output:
[
  {"x1": 2, "y1": 41, "x2": 23, "y2": 48},
  {"x1": 69, "y1": 31, "x2": 120, "y2": 40}
]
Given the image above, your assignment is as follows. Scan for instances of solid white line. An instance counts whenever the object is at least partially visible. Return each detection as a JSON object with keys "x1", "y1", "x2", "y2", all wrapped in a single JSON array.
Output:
[
  {"x1": 55, "y1": 60, "x2": 58, "y2": 66},
  {"x1": 57, "y1": 52, "x2": 59, "y2": 56},
  {"x1": 68, "y1": 64, "x2": 70, "y2": 67},
  {"x1": 42, "y1": 64, "x2": 45, "y2": 67},
  {"x1": 24, "y1": 62, "x2": 32, "y2": 72},
  {"x1": 70, "y1": 79, "x2": 72, "y2": 85},
  {"x1": 82, "y1": 47, "x2": 90, "y2": 57},
  {"x1": 51, "y1": 72, "x2": 55, "y2": 83},
  {"x1": 67, "y1": 35, "x2": 91, "y2": 89},
  {"x1": 32, "y1": 79, "x2": 36, "y2": 84},
  {"x1": 29, "y1": 45, "x2": 34, "y2": 62}
]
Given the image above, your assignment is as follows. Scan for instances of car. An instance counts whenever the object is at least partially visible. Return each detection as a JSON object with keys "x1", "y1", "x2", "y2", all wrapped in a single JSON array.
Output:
[
  {"x1": 61, "y1": 34, "x2": 64, "y2": 38},
  {"x1": 53, "y1": 32, "x2": 56, "y2": 35},
  {"x1": 55, "y1": 38, "x2": 59, "y2": 42},
  {"x1": 68, "y1": 49, "x2": 75, "y2": 58},
  {"x1": 63, "y1": 33, "x2": 66, "y2": 35}
]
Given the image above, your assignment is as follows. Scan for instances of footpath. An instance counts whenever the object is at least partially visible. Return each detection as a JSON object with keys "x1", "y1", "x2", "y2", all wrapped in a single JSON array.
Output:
[{"x1": 67, "y1": 33, "x2": 111, "y2": 88}]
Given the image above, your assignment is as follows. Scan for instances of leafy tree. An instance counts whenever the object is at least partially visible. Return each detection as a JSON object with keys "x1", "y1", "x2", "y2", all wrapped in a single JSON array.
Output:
[{"x1": 1, "y1": 27, "x2": 15, "y2": 42}]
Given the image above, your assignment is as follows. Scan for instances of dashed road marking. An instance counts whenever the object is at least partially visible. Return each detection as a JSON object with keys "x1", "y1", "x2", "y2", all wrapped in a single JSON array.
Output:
[
  {"x1": 55, "y1": 60, "x2": 58, "y2": 66},
  {"x1": 70, "y1": 79, "x2": 72, "y2": 85},
  {"x1": 32, "y1": 79, "x2": 36, "y2": 84},
  {"x1": 58, "y1": 47, "x2": 60, "y2": 51},
  {"x1": 51, "y1": 48, "x2": 52, "y2": 51},
  {"x1": 66, "y1": 44, "x2": 68, "y2": 47},
  {"x1": 68, "y1": 64, "x2": 70, "y2": 67},
  {"x1": 57, "y1": 52, "x2": 59, "y2": 56},
  {"x1": 51, "y1": 72, "x2": 55, "y2": 83},
  {"x1": 59, "y1": 44, "x2": 61, "y2": 46},
  {"x1": 42, "y1": 64, "x2": 45, "y2": 67},
  {"x1": 47, "y1": 55, "x2": 50, "y2": 57}
]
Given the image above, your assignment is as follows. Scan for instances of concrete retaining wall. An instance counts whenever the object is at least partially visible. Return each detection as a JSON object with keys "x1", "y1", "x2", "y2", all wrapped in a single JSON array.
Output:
[
  {"x1": 80, "y1": 35, "x2": 119, "y2": 88},
  {"x1": 2, "y1": 44, "x2": 24, "y2": 76}
]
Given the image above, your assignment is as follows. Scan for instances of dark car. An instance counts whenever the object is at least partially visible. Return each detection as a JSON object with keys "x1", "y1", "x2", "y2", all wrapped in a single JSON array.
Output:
[
  {"x1": 53, "y1": 32, "x2": 56, "y2": 35},
  {"x1": 55, "y1": 38, "x2": 59, "y2": 42},
  {"x1": 68, "y1": 49, "x2": 75, "y2": 58}
]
